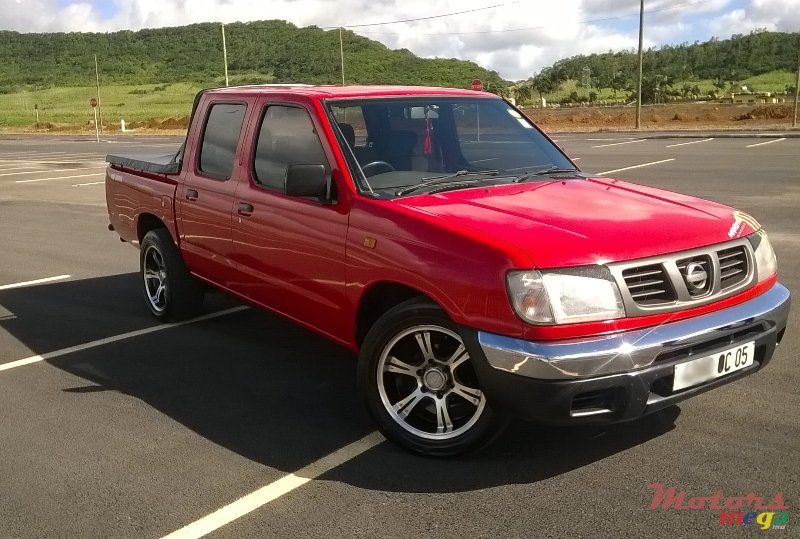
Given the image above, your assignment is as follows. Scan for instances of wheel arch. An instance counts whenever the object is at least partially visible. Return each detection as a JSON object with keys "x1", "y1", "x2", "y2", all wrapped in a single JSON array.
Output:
[
  {"x1": 354, "y1": 281, "x2": 441, "y2": 347},
  {"x1": 137, "y1": 213, "x2": 171, "y2": 244}
]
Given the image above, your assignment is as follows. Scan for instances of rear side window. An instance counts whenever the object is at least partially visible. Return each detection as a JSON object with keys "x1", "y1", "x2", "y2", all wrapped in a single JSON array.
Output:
[
  {"x1": 254, "y1": 105, "x2": 329, "y2": 191},
  {"x1": 199, "y1": 103, "x2": 247, "y2": 179}
]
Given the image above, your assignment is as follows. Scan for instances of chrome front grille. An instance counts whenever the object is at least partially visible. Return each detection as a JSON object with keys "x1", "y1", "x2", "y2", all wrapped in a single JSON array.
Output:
[
  {"x1": 676, "y1": 254, "x2": 713, "y2": 297},
  {"x1": 609, "y1": 238, "x2": 755, "y2": 316},
  {"x1": 718, "y1": 246, "x2": 749, "y2": 289},
  {"x1": 622, "y1": 265, "x2": 675, "y2": 305}
]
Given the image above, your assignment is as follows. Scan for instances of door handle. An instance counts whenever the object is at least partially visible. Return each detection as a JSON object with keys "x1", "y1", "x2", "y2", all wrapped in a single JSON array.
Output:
[
  {"x1": 238, "y1": 202, "x2": 254, "y2": 216},
  {"x1": 185, "y1": 188, "x2": 198, "y2": 201}
]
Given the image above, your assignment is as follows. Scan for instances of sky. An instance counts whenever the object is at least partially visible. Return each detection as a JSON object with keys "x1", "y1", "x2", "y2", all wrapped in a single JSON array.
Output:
[{"x1": 2, "y1": 0, "x2": 799, "y2": 80}]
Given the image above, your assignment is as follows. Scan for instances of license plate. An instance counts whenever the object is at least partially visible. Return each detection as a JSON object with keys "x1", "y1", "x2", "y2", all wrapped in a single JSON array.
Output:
[{"x1": 673, "y1": 342, "x2": 755, "y2": 391}]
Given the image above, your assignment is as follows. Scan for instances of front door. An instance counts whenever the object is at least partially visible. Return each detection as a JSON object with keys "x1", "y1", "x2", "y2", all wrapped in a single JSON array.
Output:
[{"x1": 231, "y1": 101, "x2": 352, "y2": 342}]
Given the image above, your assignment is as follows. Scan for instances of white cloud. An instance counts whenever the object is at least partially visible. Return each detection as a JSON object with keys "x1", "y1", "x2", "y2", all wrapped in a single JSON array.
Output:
[
  {"x1": 0, "y1": 0, "x2": 797, "y2": 80},
  {"x1": 709, "y1": 0, "x2": 800, "y2": 37}
]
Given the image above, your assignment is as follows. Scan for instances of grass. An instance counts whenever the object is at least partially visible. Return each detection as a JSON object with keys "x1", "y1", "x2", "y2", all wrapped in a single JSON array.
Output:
[
  {"x1": 0, "y1": 70, "x2": 278, "y2": 129},
  {"x1": 0, "y1": 69, "x2": 794, "y2": 129},
  {"x1": 740, "y1": 70, "x2": 796, "y2": 91},
  {"x1": 0, "y1": 82, "x2": 203, "y2": 128}
]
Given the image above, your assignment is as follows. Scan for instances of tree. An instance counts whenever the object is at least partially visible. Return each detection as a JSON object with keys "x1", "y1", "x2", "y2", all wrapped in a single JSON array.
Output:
[
  {"x1": 514, "y1": 84, "x2": 532, "y2": 105},
  {"x1": 0, "y1": 22, "x2": 511, "y2": 90},
  {"x1": 610, "y1": 71, "x2": 627, "y2": 98},
  {"x1": 517, "y1": 31, "x2": 799, "y2": 96},
  {"x1": 530, "y1": 69, "x2": 558, "y2": 100}
]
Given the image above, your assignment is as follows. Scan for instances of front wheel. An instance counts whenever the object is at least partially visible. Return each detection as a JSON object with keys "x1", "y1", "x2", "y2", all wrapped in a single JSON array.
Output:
[{"x1": 358, "y1": 299, "x2": 507, "y2": 456}]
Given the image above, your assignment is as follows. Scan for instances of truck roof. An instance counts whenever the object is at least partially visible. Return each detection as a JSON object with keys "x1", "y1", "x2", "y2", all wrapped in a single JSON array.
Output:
[{"x1": 206, "y1": 84, "x2": 498, "y2": 100}]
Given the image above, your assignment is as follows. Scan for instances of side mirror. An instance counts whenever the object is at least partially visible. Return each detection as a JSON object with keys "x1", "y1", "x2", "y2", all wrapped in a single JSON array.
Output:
[{"x1": 284, "y1": 164, "x2": 329, "y2": 200}]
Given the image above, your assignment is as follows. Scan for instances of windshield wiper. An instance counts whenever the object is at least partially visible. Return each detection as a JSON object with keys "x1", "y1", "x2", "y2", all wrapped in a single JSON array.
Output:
[
  {"x1": 396, "y1": 170, "x2": 499, "y2": 196},
  {"x1": 513, "y1": 165, "x2": 580, "y2": 183}
]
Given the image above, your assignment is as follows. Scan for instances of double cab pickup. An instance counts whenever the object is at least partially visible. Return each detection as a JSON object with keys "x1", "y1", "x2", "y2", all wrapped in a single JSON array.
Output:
[{"x1": 106, "y1": 85, "x2": 790, "y2": 455}]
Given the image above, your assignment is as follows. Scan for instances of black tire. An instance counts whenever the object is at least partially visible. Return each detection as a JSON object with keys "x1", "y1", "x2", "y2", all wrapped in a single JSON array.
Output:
[
  {"x1": 357, "y1": 298, "x2": 508, "y2": 456},
  {"x1": 139, "y1": 228, "x2": 204, "y2": 321}
]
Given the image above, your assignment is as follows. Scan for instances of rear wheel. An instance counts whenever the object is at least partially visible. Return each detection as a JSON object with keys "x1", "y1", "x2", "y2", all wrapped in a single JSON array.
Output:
[
  {"x1": 358, "y1": 299, "x2": 507, "y2": 456},
  {"x1": 140, "y1": 229, "x2": 204, "y2": 321}
]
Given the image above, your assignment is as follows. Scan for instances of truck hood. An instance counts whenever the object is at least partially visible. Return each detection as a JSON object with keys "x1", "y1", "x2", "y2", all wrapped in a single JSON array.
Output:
[{"x1": 398, "y1": 178, "x2": 757, "y2": 268}]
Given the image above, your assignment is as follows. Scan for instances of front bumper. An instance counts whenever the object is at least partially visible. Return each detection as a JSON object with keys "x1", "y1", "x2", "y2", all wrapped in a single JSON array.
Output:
[{"x1": 462, "y1": 283, "x2": 790, "y2": 424}]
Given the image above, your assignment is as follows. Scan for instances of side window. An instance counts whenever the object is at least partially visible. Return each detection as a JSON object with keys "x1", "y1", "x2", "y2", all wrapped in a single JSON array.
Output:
[
  {"x1": 198, "y1": 103, "x2": 247, "y2": 179},
  {"x1": 254, "y1": 105, "x2": 329, "y2": 191}
]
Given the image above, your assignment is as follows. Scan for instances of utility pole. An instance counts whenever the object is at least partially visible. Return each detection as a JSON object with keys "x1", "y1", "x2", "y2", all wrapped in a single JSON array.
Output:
[
  {"x1": 636, "y1": 0, "x2": 644, "y2": 129},
  {"x1": 222, "y1": 23, "x2": 229, "y2": 87},
  {"x1": 339, "y1": 27, "x2": 345, "y2": 85},
  {"x1": 793, "y1": 36, "x2": 799, "y2": 128},
  {"x1": 95, "y1": 54, "x2": 103, "y2": 135}
]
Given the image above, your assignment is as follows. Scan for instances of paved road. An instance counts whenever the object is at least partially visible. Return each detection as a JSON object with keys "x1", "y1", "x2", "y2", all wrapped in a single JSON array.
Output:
[{"x1": 0, "y1": 133, "x2": 797, "y2": 538}]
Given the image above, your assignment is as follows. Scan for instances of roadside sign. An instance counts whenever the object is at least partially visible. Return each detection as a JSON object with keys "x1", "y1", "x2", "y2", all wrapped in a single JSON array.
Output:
[
  {"x1": 471, "y1": 79, "x2": 484, "y2": 92},
  {"x1": 90, "y1": 98, "x2": 99, "y2": 142}
]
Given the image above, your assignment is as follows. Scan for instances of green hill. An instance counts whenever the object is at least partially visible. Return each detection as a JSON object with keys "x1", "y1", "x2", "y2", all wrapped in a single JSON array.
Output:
[
  {"x1": 0, "y1": 20, "x2": 505, "y2": 92},
  {"x1": 550, "y1": 30, "x2": 799, "y2": 84},
  {"x1": 515, "y1": 31, "x2": 799, "y2": 106}
]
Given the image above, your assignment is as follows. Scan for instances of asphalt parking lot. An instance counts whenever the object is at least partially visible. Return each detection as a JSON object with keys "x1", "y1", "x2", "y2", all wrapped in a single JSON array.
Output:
[{"x1": 0, "y1": 132, "x2": 797, "y2": 538}]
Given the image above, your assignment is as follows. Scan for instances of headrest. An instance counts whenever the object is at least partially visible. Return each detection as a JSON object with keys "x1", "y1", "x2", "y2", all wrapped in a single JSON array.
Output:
[{"x1": 338, "y1": 122, "x2": 356, "y2": 148}]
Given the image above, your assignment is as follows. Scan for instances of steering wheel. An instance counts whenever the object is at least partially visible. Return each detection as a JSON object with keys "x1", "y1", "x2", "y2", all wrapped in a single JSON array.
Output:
[{"x1": 361, "y1": 161, "x2": 395, "y2": 177}]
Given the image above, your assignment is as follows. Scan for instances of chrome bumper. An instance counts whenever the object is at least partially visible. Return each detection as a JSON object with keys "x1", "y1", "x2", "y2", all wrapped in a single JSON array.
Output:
[{"x1": 478, "y1": 283, "x2": 791, "y2": 380}]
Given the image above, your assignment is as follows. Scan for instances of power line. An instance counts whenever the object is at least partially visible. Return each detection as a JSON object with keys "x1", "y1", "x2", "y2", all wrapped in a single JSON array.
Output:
[
  {"x1": 323, "y1": 1, "x2": 520, "y2": 29},
  {"x1": 354, "y1": 0, "x2": 718, "y2": 36}
]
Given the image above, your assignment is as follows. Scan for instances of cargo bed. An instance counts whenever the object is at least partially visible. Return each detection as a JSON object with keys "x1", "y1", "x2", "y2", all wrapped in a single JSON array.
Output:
[{"x1": 106, "y1": 147, "x2": 182, "y2": 174}]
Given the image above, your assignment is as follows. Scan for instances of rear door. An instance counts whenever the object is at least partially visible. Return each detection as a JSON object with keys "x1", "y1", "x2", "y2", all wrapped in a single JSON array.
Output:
[
  {"x1": 231, "y1": 99, "x2": 352, "y2": 342},
  {"x1": 178, "y1": 97, "x2": 251, "y2": 288}
]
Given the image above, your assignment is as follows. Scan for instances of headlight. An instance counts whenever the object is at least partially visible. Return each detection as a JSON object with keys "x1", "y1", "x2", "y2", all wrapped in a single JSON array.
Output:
[
  {"x1": 749, "y1": 230, "x2": 777, "y2": 282},
  {"x1": 507, "y1": 267, "x2": 625, "y2": 325}
]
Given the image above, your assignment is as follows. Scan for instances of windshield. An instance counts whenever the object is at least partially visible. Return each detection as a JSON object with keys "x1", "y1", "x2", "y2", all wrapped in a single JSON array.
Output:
[{"x1": 326, "y1": 97, "x2": 577, "y2": 197}]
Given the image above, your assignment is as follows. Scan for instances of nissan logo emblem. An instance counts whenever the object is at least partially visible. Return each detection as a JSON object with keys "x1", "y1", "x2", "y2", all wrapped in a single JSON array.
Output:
[{"x1": 684, "y1": 262, "x2": 709, "y2": 291}]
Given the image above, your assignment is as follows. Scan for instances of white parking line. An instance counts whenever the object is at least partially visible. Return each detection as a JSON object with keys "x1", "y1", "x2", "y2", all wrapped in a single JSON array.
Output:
[
  {"x1": 592, "y1": 139, "x2": 645, "y2": 148},
  {"x1": 0, "y1": 165, "x2": 41, "y2": 171},
  {"x1": 0, "y1": 153, "x2": 104, "y2": 161},
  {"x1": 746, "y1": 138, "x2": 786, "y2": 148},
  {"x1": 0, "y1": 163, "x2": 106, "y2": 173},
  {"x1": 0, "y1": 151, "x2": 62, "y2": 157},
  {"x1": 595, "y1": 158, "x2": 675, "y2": 176},
  {"x1": 162, "y1": 431, "x2": 385, "y2": 539},
  {"x1": 16, "y1": 173, "x2": 105, "y2": 184},
  {"x1": 0, "y1": 159, "x2": 106, "y2": 166},
  {"x1": 666, "y1": 138, "x2": 714, "y2": 148},
  {"x1": 0, "y1": 167, "x2": 105, "y2": 177},
  {"x1": 0, "y1": 275, "x2": 70, "y2": 291},
  {"x1": 0, "y1": 306, "x2": 249, "y2": 373},
  {"x1": 72, "y1": 181, "x2": 105, "y2": 187}
]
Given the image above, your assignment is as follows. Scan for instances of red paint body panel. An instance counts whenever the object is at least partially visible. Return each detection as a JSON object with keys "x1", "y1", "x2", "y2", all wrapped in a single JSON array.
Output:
[
  {"x1": 105, "y1": 84, "x2": 772, "y2": 351},
  {"x1": 230, "y1": 96, "x2": 354, "y2": 341},
  {"x1": 345, "y1": 196, "x2": 527, "y2": 339},
  {"x1": 105, "y1": 167, "x2": 179, "y2": 245},
  {"x1": 398, "y1": 178, "x2": 755, "y2": 268}
]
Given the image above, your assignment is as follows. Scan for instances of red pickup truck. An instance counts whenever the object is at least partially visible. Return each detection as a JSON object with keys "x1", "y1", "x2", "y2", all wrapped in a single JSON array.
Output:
[{"x1": 106, "y1": 85, "x2": 790, "y2": 456}]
